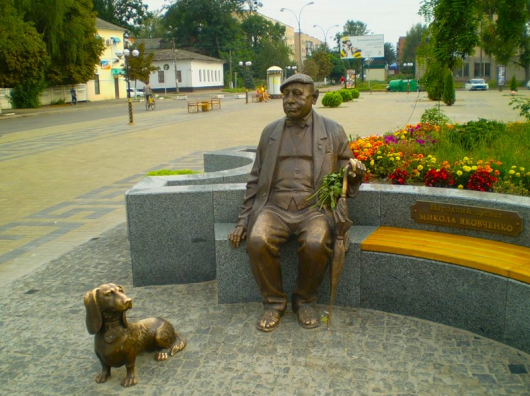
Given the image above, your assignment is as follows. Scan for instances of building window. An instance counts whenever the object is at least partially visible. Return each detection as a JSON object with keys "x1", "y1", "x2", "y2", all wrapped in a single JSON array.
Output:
[
  {"x1": 158, "y1": 71, "x2": 164, "y2": 83},
  {"x1": 199, "y1": 70, "x2": 202, "y2": 82},
  {"x1": 94, "y1": 74, "x2": 100, "y2": 95},
  {"x1": 463, "y1": 63, "x2": 469, "y2": 77},
  {"x1": 177, "y1": 71, "x2": 182, "y2": 82},
  {"x1": 484, "y1": 62, "x2": 490, "y2": 78},
  {"x1": 208, "y1": 70, "x2": 211, "y2": 82}
]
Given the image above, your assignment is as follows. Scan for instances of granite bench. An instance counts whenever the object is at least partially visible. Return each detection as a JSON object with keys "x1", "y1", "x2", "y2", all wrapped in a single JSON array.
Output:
[{"x1": 126, "y1": 147, "x2": 530, "y2": 353}]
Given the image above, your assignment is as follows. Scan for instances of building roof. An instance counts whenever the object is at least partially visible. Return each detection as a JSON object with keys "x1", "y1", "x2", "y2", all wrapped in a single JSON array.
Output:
[
  {"x1": 152, "y1": 49, "x2": 225, "y2": 64},
  {"x1": 134, "y1": 38, "x2": 164, "y2": 50},
  {"x1": 95, "y1": 18, "x2": 126, "y2": 32}
]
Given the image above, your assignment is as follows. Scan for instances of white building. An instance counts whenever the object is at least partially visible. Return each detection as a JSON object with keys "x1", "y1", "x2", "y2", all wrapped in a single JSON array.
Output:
[{"x1": 135, "y1": 39, "x2": 225, "y2": 92}]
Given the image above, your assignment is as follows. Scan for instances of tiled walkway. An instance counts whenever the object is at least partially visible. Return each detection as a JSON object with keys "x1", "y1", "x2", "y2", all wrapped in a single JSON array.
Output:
[{"x1": 1, "y1": 90, "x2": 530, "y2": 395}]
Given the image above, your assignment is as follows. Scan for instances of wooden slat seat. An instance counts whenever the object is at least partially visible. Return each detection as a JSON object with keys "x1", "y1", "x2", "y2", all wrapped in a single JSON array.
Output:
[{"x1": 361, "y1": 226, "x2": 530, "y2": 284}]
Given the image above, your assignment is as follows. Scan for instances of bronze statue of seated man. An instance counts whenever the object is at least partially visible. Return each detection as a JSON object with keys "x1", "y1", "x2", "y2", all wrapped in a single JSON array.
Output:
[{"x1": 229, "y1": 73, "x2": 365, "y2": 332}]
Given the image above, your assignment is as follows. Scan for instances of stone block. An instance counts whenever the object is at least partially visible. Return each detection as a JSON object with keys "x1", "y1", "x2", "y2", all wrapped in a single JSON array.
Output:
[
  {"x1": 127, "y1": 185, "x2": 216, "y2": 286},
  {"x1": 504, "y1": 279, "x2": 530, "y2": 354},
  {"x1": 360, "y1": 252, "x2": 507, "y2": 341}
]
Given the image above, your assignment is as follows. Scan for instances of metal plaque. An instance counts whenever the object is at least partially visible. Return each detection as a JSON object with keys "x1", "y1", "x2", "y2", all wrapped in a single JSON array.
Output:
[{"x1": 411, "y1": 201, "x2": 523, "y2": 236}]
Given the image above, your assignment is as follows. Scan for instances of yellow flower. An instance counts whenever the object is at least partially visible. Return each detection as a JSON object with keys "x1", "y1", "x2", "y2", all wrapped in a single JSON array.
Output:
[
  {"x1": 377, "y1": 151, "x2": 381, "y2": 154},
  {"x1": 417, "y1": 165, "x2": 423, "y2": 171},
  {"x1": 431, "y1": 158, "x2": 437, "y2": 163},
  {"x1": 457, "y1": 170, "x2": 463, "y2": 176},
  {"x1": 390, "y1": 157, "x2": 395, "y2": 161},
  {"x1": 463, "y1": 166, "x2": 471, "y2": 172},
  {"x1": 377, "y1": 156, "x2": 383, "y2": 159},
  {"x1": 400, "y1": 135, "x2": 406, "y2": 140},
  {"x1": 511, "y1": 165, "x2": 517, "y2": 169},
  {"x1": 370, "y1": 160, "x2": 375, "y2": 166},
  {"x1": 509, "y1": 170, "x2": 515, "y2": 175},
  {"x1": 463, "y1": 157, "x2": 469, "y2": 162},
  {"x1": 520, "y1": 167, "x2": 525, "y2": 172},
  {"x1": 365, "y1": 143, "x2": 372, "y2": 148},
  {"x1": 458, "y1": 185, "x2": 464, "y2": 189},
  {"x1": 396, "y1": 156, "x2": 401, "y2": 161},
  {"x1": 471, "y1": 166, "x2": 477, "y2": 171},
  {"x1": 516, "y1": 172, "x2": 521, "y2": 177}
]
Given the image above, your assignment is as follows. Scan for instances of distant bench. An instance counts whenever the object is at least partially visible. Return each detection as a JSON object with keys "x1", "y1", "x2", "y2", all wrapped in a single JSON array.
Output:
[{"x1": 187, "y1": 98, "x2": 221, "y2": 113}]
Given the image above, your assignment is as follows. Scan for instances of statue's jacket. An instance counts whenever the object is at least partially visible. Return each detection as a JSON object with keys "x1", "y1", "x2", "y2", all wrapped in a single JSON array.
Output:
[{"x1": 237, "y1": 110, "x2": 362, "y2": 233}]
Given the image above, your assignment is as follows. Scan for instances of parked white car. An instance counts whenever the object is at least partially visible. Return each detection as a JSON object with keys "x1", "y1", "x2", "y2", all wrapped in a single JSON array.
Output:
[
  {"x1": 127, "y1": 88, "x2": 145, "y2": 98},
  {"x1": 465, "y1": 79, "x2": 488, "y2": 91}
]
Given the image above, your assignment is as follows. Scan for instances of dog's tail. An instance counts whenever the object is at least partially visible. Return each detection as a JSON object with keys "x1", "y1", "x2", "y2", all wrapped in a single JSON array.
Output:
[{"x1": 170, "y1": 332, "x2": 187, "y2": 356}]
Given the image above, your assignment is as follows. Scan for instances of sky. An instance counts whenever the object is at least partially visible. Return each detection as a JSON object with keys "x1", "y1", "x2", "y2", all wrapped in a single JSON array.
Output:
[{"x1": 142, "y1": 0, "x2": 426, "y2": 49}]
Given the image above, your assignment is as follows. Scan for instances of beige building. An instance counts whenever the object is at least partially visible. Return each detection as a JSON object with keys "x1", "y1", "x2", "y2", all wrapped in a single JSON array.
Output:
[{"x1": 87, "y1": 18, "x2": 128, "y2": 101}]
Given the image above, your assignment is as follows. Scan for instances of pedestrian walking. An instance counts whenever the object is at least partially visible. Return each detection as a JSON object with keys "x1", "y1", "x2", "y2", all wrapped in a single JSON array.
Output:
[{"x1": 70, "y1": 86, "x2": 77, "y2": 106}]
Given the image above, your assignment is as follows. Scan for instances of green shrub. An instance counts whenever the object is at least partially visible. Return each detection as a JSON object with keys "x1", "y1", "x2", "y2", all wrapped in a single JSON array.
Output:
[
  {"x1": 10, "y1": 83, "x2": 44, "y2": 108},
  {"x1": 420, "y1": 106, "x2": 451, "y2": 126},
  {"x1": 445, "y1": 119, "x2": 505, "y2": 151},
  {"x1": 350, "y1": 89, "x2": 360, "y2": 99},
  {"x1": 337, "y1": 89, "x2": 353, "y2": 102},
  {"x1": 146, "y1": 169, "x2": 200, "y2": 176},
  {"x1": 321, "y1": 91, "x2": 343, "y2": 108},
  {"x1": 510, "y1": 75, "x2": 518, "y2": 91},
  {"x1": 442, "y1": 71, "x2": 455, "y2": 106},
  {"x1": 510, "y1": 97, "x2": 530, "y2": 121}
]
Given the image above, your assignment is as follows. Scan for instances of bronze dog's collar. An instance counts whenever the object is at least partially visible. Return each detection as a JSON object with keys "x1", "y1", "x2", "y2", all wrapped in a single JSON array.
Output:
[{"x1": 103, "y1": 320, "x2": 121, "y2": 343}]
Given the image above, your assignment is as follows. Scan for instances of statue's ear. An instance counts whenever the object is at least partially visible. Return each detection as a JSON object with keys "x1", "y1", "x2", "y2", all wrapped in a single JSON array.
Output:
[{"x1": 312, "y1": 89, "x2": 319, "y2": 104}]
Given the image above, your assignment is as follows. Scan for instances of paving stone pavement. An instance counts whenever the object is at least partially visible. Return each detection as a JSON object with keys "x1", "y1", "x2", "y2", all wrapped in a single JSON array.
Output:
[
  {"x1": 1, "y1": 223, "x2": 530, "y2": 396},
  {"x1": 2, "y1": 89, "x2": 530, "y2": 395}
]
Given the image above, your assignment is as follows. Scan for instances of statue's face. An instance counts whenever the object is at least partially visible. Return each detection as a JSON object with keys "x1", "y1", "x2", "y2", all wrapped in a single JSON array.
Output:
[{"x1": 282, "y1": 83, "x2": 317, "y2": 120}]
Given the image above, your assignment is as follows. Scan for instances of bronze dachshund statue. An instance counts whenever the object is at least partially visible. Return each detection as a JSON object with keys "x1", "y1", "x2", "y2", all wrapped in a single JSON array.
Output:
[{"x1": 83, "y1": 283, "x2": 186, "y2": 387}]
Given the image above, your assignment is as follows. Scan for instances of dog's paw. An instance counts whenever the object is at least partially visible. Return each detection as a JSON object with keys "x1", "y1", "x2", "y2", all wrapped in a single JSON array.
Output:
[
  {"x1": 95, "y1": 371, "x2": 110, "y2": 383},
  {"x1": 155, "y1": 351, "x2": 169, "y2": 361},
  {"x1": 169, "y1": 336, "x2": 187, "y2": 356},
  {"x1": 121, "y1": 376, "x2": 137, "y2": 387}
]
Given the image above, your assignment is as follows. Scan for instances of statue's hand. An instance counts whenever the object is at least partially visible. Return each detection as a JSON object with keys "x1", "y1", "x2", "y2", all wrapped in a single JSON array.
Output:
[
  {"x1": 228, "y1": 225, "x2": 247, "y2": 248},
  {"x1": 348, "y1": 158, "x2": 366, "y2": 181}
]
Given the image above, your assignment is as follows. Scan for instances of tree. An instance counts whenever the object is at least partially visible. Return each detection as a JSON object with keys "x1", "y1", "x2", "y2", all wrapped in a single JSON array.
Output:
[
  {"x1": 302, "y1": 58, "x2": 319, "y2": 80},
  {"x1": 329, "y1": 52, "x2": 346, "y2": 83},
  {"x1": 252, "y1": 38, "x2": 291, "y2": 79},
  {"x1": 310, "y1": 50, "x2": 333, "y2": 81},
  {"x1": 420, "y1": 0, "x2": 481, "y2": 70},
  {"x1": 128, "y1": 43, "x2": 158, "y2": 84},
  {"x1": 442, "y1": 70, "x2": 456, "y2": 106},
  {"x1": 136, "y1": 12, "x2": 167, "y2": 39},
  {"x1": 164, "y1": 0, "x2": 244, "y2": 59},
  {"x1": 401, "y1": 24, "x2": 428, "y2": 64},
  {"x1": 0, "y1": 4, "x2": 48, "y2": 87},
  {"x1": 93, "y1": 0, "x2": 152, "y2": 35},
  {"x1": 383, "y1": 42, "x2": 397, "y2": 66},
  {"x1": 14, "y1": 0, "x2": 105, "y2": 86}
]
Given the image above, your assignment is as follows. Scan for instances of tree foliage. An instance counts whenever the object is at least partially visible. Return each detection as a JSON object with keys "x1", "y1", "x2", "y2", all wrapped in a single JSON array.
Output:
[
  {"x1": 0, "y1": 3, "x2": 48, "y2": 87},
  {"x1": 310, "y1": 50, "x2": 333, "y2": 81},
  {"x1": 251, "y1": 38, "x2": 291, "y2": 79},
  {"x1": 442, "y1": 69, "x2": 456, "y2": 106},
  {"x1": 164, "y1": 0, "x2": 244, "y2": 59},
  {"x1": 302, "y1": 58, "x2": 319, "y2": 80},
  {"x1": 127, "y1": 43, "x2": 158, "y2": 83},
  {"x1": 11, "y1": 0, "x2": 104, "y2": 86},
  {"x1": 93, "y1": 0, "x2": 152, "y2": 35},
  {"x1": 420, "y1": 0, "x2": 480, "y2": 70},
  {"x1": 401, "y1": 23, "x2": 427, "y2": 64}
]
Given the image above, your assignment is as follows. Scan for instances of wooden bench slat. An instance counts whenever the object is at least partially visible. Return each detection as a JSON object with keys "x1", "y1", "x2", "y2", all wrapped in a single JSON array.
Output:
[
  {"x1": 361, "y1": 226, "x2": 530, "y2": 283},
  {"x1": 367, "y1": 230, "x2": 530, "y2": 262},
  {"x1": 370, "y1": 227, "x2": 530, "y2": 257}
]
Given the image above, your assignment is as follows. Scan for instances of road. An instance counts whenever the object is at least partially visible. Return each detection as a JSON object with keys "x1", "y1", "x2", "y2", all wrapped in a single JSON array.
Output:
[{"x1": 0, "y1": 89, "x2": 527, "y2": 285}]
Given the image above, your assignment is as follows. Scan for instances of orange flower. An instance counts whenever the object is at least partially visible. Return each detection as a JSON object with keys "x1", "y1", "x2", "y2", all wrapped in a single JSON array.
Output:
[{"x1": 494, "y1": 170, "x2": 500, "y2": 176}]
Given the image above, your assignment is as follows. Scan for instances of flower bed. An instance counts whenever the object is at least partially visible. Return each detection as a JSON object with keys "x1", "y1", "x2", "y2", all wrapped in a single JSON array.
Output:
[{"x1": 350, "y1": 121, "x2": 530, "y2": 196}]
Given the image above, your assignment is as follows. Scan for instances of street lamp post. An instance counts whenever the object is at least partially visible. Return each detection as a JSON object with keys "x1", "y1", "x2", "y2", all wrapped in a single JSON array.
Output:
[
  {"x1": 286, "y1": 65, "x2": 297, "y2": 78},
  {"x1": 365, "y1": 57, "x2": 373, "y2": 90},
  {"x1": 281, "y1": 2, "x2": 314, "y2": 68},
  {"x1": 239, "y1": 61, "x2": 252, "y2": 104},
  {"x1": 403, "y1": 62, "x2": 414, "y2": 92},
  {"x1": 172, "y1": 39, "x2": 179, "y2": 93},
  {"x1": 313, "y1": 24, "x2": 339, "y2": 49},
  {"x1": 116, "y1": 34, "x2": 139, "y2": 125}
]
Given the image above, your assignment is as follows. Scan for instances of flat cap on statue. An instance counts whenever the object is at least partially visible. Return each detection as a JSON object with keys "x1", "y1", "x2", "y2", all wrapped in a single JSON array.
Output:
[{"x1": 280, "y1": 73, "x2": 314, "y2": 92}]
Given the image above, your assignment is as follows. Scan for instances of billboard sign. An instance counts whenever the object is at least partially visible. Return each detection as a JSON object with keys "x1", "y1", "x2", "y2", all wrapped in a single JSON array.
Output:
[{"x1": 340, "y1": 34, "x2": 384, "y2": 59}]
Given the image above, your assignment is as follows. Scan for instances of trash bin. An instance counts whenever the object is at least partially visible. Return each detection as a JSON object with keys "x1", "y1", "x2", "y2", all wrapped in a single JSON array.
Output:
[{"x1": 388, "y1": 80, "x2": 404, "y2": 92}]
